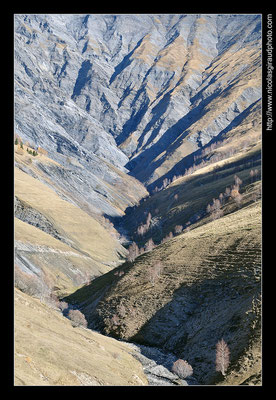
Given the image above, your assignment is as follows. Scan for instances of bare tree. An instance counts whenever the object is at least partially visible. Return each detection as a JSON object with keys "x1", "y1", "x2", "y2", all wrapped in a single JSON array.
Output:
[
  {"x1": 174, "y1": 225, "x2": 183, "y2": 234},
  {"x1": 207, "y1": 198, "x2": 224, "y2": 220},
  {"x1": 224, "y1": 187, "x2": 231, "y2": 198},
  {"x1": 216, "y1": 338, "x2": 230, "y2": 376},
  {"x1": 147, "y1": 261, "x2": 163, "y2": 286},
  {"x1": 231, "y1": 187, "x2": 243, "y2": 207},
  {"x1": 162, "y1": 177, "x2": 169, "y2": 188},
  {"x1": 250, "y1": 169, "x2": 255, "y2": 183},
  {"x1": 145, "y1": 238, "x2": 155, "y2": 252},
  {"x1": 146, "y1": 212, "x2": 152, "y2": 228},
  {"x1": 172, "y1": 359, "x2": 193, "y2": 379},
  {"x1": 127, "y1": 242, "x2": 139, "y2": 262},
  {"x1": 137, "y1": 224, "x2": 146, "y2": 236},
  {"x1": 58, "y1": 301, "x2": 68, "y2": 312},
  {"x1": 234, "y1": 174, "x2": 242, "y2": 187},
  {"x1": 148, "y1": 266, "x2": 159, "y2": 286}
]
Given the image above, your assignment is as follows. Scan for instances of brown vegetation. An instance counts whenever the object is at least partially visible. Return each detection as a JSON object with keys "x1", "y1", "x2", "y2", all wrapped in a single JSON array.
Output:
[
  {"x1": 68, "y1": 309, "x2": 88, "y2": 328},
  {"x1": 172, "y1": 359, "x2": 193, "y2": 379}
]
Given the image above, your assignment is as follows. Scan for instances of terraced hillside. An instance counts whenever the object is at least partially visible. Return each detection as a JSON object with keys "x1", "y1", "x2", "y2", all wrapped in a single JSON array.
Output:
[{"x1": 66, "y1": 179, "x2": 261, "y2": 385}]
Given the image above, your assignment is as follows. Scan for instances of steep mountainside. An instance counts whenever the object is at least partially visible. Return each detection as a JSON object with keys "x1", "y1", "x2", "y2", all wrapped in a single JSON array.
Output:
[
  {"x1": 14, "y1": 13, "x2": 262, "y2": 386},
  {"x1": 15, "y1": 14, "x2": 261, "y2": 193}
]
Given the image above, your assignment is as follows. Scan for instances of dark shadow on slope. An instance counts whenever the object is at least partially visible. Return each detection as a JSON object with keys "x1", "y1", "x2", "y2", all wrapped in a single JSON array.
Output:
[
  {"x1": 61, "y1": 157, "x2": 261, "y2": 384},
  {"x1": 106, "y1": 149, "x2": 261, "y2": 252},
  {"x1": 116, "y1": 87, "x2": 151, "y2": 146},
  {"x1": 71, "y1": 60, "x2": 92, "y2": 99},
  {"x1": 145, "y1": 99, "x2": 261, "y2": 192},
  {"x1": 125, "y1": 88, "x2": 223, "y2": 178},
  {"x1": 136, "y1": 92, "x2": 171, "y2": 150},
  {"x1": 109, "y1": 36, "x2": 145, "y2": 85},
  {"x1": 128, "y1": 247, "x2": 261, "y2": 385}
]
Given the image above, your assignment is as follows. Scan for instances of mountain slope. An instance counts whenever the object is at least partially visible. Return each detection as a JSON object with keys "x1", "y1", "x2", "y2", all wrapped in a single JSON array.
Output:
[
  {"x1": 14, "y1": 13, "x2": 262, "y2": 386},
  {"x1": 14, "y1": 288, "x2": 148, "y2": 386},
  {"x1": 14, "y1": 14, "x2": 261, "y2": 192},
  {"x1": 67, "y1": 198, "x2": 261, "y2": 385}
]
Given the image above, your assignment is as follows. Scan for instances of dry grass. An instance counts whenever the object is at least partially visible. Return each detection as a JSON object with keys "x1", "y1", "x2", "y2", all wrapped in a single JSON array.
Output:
[
  {"x1": 122, "y1": 144, "x2": 261, "y2": 248},
  {"x1": 14, "y1": 167, "x2": 123, "y2": 264},
  {"x1": 14, "y1": 288, "x2": 147, "y2": 386},
  {"x1": 74, "y1": 198, "x2": 261, "y2": 384}
]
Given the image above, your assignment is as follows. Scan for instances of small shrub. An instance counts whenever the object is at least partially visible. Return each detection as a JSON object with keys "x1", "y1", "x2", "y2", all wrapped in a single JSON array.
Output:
[
  {"x1": 172, "y1": 359, "x2": 193, "y2": 379},
  {"x1": 68, "y1": 309, "x2": 88, "y2": 328},
  {"x1": 174, "y1": 225, "x2": 183, "y2": 234},
  {"x1": 58, "y1": 301, "x2": 68, "y2": 312}
]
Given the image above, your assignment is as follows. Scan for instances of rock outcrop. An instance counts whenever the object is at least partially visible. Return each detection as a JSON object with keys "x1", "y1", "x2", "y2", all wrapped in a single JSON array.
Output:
[{"x1": 14, "y1": 14, "x2": 261, "y2": 194}]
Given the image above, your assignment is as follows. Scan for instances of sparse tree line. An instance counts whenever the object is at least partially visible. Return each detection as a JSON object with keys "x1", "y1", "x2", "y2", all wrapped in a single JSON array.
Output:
[
  {"x1": 127, "y1": 166, "x2": 261, "y2": 265},
  {"x1": 206, "y1": 170, "x2": 260, "y2": 221},
  {"x1": 206, "y1": 174, "x2": 243, "y2": 221},
  {"x1": 151, "y1": 138, "x2": 259, "y2": 195},
  {"x1": 14, "y1": 135, "x2": 48, "y2": 157}
]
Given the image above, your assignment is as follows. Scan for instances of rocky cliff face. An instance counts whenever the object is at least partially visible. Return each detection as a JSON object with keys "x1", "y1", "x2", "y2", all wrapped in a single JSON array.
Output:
[{"x1": 14, "y1": 13, "x2": 261, "y2": 195}]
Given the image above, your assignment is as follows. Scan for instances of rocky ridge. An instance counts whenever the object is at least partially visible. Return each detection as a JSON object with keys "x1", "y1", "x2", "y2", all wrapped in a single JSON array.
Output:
[{"x1": 15, "y1": 14, "x2": 261, "y2": 194}]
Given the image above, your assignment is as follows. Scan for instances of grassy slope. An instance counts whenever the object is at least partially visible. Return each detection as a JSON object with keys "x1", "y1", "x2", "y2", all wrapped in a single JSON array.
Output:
[
  {"x1": 14, "y1": 217, "x2": 108, "y2": 296},
  {"x1": 14, "y1": 288, "x2": 147, "y2": 386},
  {"x1": 71, "y1": 200, "x2": 261, "y2": 385},
  {"x1": 66, "y1": 146, "x2": 262, "y2": 385},
  {"x1": 15, "y1": 167, "x2": 124, "y2": 263},
  {"x1": 122, "y1": 143, "x2": 261, "y2": 248},
  {"x1": 14, "y1": 155, "x2": 129, "y2": 296}
]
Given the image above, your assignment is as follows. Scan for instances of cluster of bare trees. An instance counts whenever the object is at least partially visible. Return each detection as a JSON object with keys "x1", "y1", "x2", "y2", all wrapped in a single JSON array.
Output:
[
  {"x1": 127, "y1": 237, "x2": 158, "y2": 262},
  {"x1": 137, "y1": 212, "x2": 152, "y2": 237},
  {"x1": 206, "y1": 197, "x2": 224, "y2": 221},
  {"x1": 152, "y1": 175, "x2": 182, "y2": 194},
  {"x1": 206, "y1": 174, "x2": 244, "y2": 220},
  {"x1": 249, "y1": 168, "x2": 259, "y2": 183},
  {"x1": 68, "y1": 309, "x2": 88, "y2": 328},
  {"x1": 230, "y1": 175, "x2": 243, "y2": 207}
]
